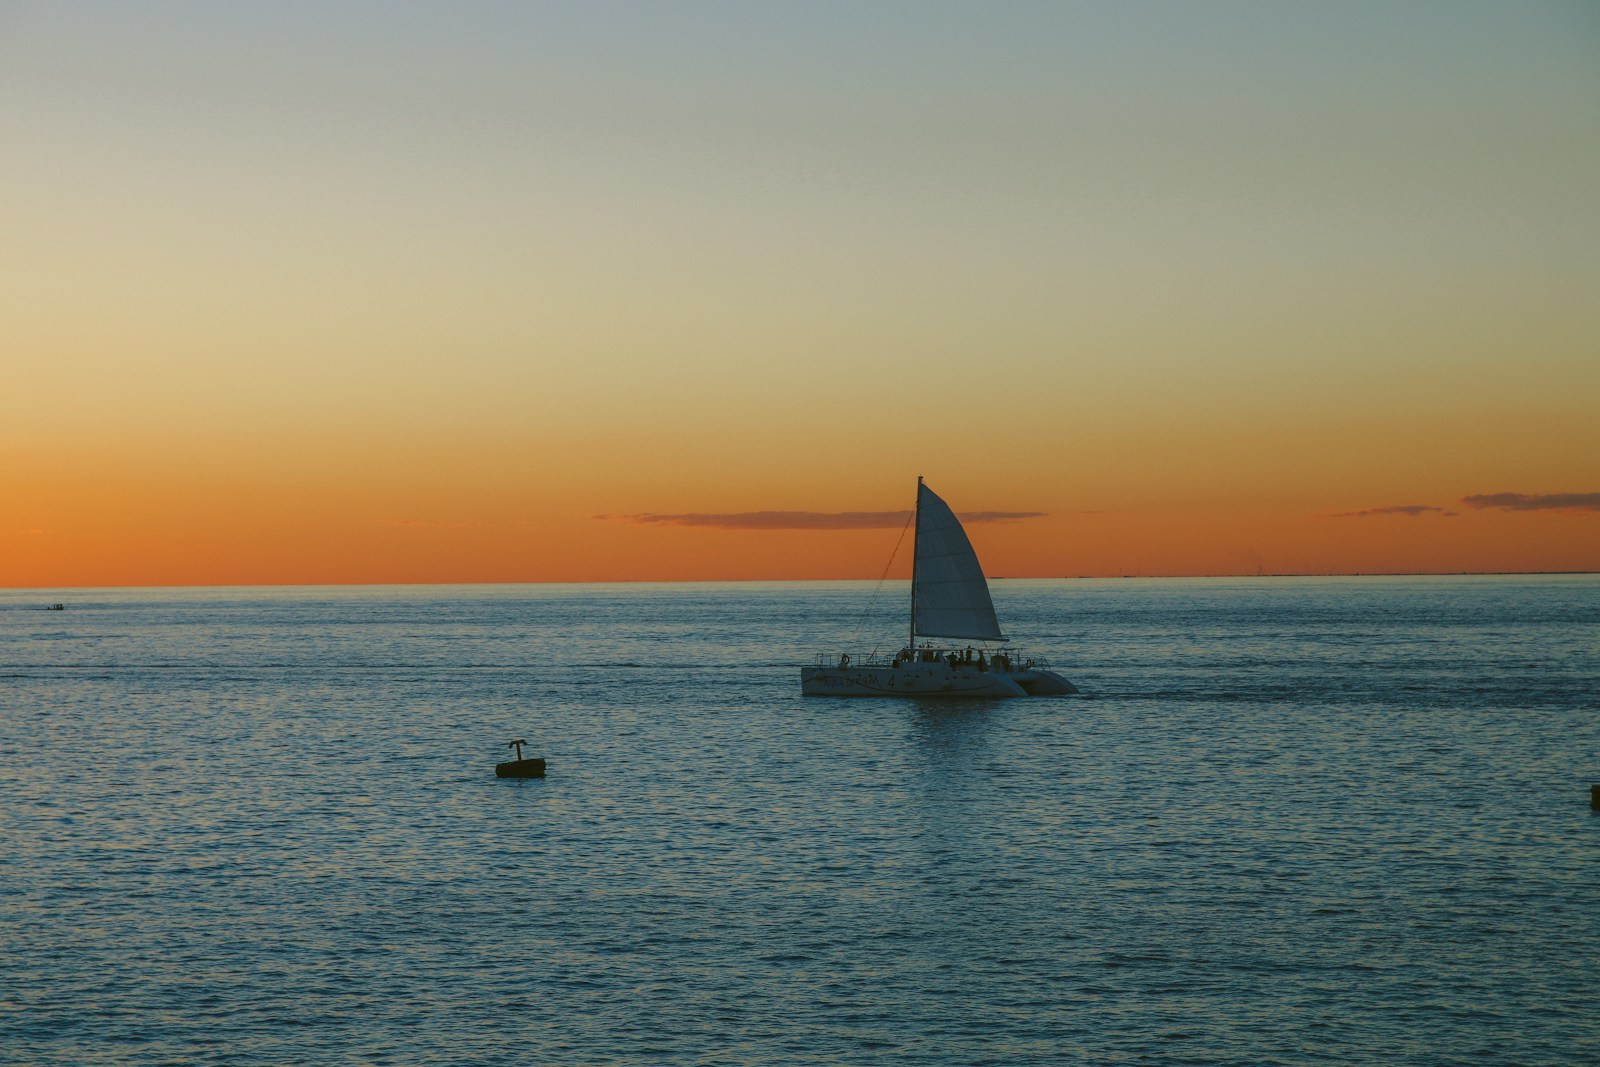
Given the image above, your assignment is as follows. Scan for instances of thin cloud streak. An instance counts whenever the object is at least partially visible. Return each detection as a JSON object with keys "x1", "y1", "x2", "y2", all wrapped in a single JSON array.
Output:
[
  {"x1": 1334, "y1": 505, "x2": 1457, "y2": 518},
  {"x1": 955, "y1": 512, "x2": 1050, "y2": 524},
  {"x1": 599, "y1": 510, "x2": 1047, "y2": 531},
  {"x1": 1461, "y1": 492, "x2": 1600, "y2": 512}
]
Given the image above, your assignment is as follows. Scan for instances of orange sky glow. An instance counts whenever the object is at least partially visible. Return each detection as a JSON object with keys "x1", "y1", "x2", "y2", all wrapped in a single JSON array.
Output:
[{"x1": 3, "y1": 3, "x2": 1597, "y2": 586}]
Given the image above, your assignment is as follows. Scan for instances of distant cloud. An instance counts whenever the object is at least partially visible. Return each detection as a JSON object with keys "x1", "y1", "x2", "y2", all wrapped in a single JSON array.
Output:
[
  {"x1": 964, "y1": 511, "x2": 1050, "y2": 523},
  {"x1": 609, "y1": 511, "x2": 909, "y2": 530},
  {"x1": 1334, "y1": 504, "x2": 1457, "y2": 518},
  {"x1": 1461, "y1": 492, "x2": 1600, "y2": 512},
  {"x1": 598, "y1": 510, "x2": 1046, "y2": 531}
]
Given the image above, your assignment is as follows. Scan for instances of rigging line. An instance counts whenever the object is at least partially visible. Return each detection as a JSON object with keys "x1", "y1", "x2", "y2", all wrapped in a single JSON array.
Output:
[{"x1": 850, "y1": 508, "x2": 915, "y2": 657}]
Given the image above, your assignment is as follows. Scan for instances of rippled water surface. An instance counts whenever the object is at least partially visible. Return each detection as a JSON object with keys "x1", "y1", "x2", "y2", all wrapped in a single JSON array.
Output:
[{"x1": 3, "y1": 577, "x2": 1598, "y2": 1065}]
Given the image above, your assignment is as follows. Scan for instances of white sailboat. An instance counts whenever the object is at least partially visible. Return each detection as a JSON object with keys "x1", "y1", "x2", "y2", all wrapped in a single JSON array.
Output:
[{"x1": 800, "y1": 478, "x2": 1078, "y2": 698}]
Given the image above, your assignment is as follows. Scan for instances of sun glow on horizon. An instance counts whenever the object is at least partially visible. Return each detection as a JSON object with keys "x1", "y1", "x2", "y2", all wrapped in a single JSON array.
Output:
[{"x1": 3, "y1": 3, "x2": 1597, "y2": 587}]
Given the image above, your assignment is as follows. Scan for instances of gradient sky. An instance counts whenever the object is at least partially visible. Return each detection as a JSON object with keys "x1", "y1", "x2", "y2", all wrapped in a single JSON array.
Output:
[{"x1": 3, "y1": 1, "x2": 1598, "y2": 585}]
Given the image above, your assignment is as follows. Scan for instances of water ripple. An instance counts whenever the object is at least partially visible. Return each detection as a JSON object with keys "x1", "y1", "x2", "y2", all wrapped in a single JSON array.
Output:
[{"x1": 1, "y1": 577, "x2": 1597, "y2": 1065}]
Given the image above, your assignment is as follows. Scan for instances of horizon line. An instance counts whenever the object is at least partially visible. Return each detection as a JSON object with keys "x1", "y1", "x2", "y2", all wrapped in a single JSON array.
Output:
[{"x1": 5, "y1": 569, "x2": 1597, "y2": 592}]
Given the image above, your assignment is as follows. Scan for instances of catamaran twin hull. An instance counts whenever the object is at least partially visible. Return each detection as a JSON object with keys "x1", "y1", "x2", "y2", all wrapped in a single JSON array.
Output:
[
  {"x1": 801, "y1": 662, "x2": 1077, "y2": 698},
  {"x1": 801, "y1": 477, "x2": 1081, "y2": 699}
]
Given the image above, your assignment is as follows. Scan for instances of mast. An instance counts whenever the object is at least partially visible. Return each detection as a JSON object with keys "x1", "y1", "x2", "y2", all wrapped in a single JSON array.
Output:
[{"x1": 909, "y1": 475, "x2": 922, "y2": 651}]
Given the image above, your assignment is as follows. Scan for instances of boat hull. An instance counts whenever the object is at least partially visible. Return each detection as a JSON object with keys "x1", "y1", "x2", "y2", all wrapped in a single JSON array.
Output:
[{"x1": 800, "y1": 663, "x2": 1076, "y2": 698}]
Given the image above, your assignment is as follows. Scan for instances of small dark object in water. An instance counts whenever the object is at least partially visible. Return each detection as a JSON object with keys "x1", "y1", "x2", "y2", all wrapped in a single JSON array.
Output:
[
  {"x1": 46, "y1": 603, "x2": 65, "y2": 611},
  {"x1": 496, "y1": 758, "x2": 546, "y2": 778},
  {"x1": 496, "y1": 739, "x2": 544, "y2": 778},
  {"x1": 1592, "y1": 784, "x2": 1599, "y2": 811}
]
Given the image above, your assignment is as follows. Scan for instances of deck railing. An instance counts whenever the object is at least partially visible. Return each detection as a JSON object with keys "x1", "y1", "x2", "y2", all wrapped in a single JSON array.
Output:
[{"x1": 811, "y1": 649, "x2": 1051, "y2": 670}]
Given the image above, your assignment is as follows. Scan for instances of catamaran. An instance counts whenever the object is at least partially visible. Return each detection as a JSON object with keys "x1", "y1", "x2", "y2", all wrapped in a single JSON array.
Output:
[{"x1": 801, "y1": 478, "x2": 1077, "y2": 698}]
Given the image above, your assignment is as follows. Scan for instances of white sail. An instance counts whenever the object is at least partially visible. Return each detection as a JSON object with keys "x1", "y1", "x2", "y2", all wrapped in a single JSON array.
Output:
[{"x1": 912, "y1": 482, "x2": 1006, "y2": 642}]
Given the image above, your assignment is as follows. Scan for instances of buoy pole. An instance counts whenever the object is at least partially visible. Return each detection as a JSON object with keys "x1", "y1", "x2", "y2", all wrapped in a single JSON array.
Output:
[{"x1": 1591, "y1": 784, "x2": 1599, "y2": 811}]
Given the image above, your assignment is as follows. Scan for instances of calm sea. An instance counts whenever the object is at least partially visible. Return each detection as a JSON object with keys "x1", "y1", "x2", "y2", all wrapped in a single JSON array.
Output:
[{"x1": 2, "y1": 577, "x2": 1597, "y2": 1066}]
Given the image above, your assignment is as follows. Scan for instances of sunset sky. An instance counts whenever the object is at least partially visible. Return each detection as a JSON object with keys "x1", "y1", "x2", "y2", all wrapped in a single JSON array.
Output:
[{"x1": 4, "y1": 1, "x2": 1597, "y2": 586}]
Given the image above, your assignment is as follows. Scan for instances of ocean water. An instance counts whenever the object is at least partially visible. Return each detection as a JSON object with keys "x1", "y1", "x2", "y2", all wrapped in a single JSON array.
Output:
[{"x1": 2, "y1": 576, "x2": 1597, "y2": 1066}]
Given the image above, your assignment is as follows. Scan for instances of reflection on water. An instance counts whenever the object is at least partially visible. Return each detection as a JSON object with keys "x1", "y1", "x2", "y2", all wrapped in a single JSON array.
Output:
[{"x1": 1, "y1": 577, "x2": 1597, "y2": 1065}]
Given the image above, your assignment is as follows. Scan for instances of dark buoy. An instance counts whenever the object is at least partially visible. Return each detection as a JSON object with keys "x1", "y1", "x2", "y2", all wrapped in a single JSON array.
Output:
[
  {"x1": 496, "y1": 738, "x2": 545, "y2": 778},
  {"x1": 1591, "y1": 784, "x2": 1599, "y2": 811}
]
